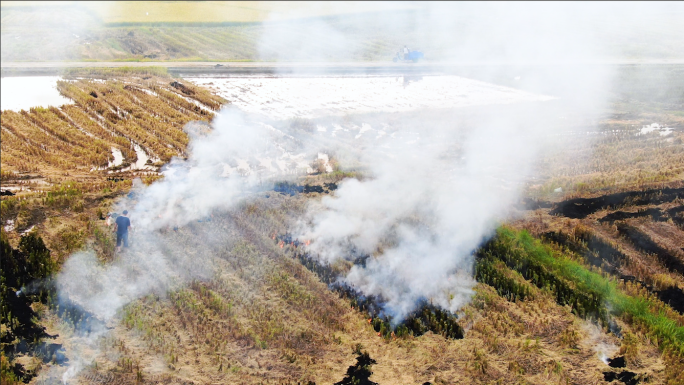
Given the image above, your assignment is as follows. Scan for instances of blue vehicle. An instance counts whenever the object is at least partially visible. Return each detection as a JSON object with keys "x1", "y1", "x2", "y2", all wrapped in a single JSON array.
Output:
[{"x1": 393, "y1": 49, "x2": 424, "y2": 63}]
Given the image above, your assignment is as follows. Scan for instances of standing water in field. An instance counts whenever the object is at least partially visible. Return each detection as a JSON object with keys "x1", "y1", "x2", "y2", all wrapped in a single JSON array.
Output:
[
  {"x1": 185, "y1": 75, "x2": 562, "y2": 320},
  {"x1": 189, "y1": 76, "x2": 554, "y2": 120},
  {"x1": 0, "y1": 76, "x2": 73, "y2": 111}
]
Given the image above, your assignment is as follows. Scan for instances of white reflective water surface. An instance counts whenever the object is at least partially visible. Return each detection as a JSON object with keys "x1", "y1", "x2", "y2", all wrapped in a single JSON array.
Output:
[
  {"x1": 0, "y1": 76, "x2": 73, "y2": 111},
  {"x1": 188, "y1": 75, "x2": 554, "y2": 120}
]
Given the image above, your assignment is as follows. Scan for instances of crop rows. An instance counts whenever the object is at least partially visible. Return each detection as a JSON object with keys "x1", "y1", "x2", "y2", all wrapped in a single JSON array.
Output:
[
  {"x1": 475, "y1": 227, "x2": 684, "y2": 383},
  {"x1": 92, "y1": 196, "x2": 352, "y2": 383},
  {"x1": 1, "y1": 69, "x2": 226, "y2": 180},
  {"x1": 533, "y1": 127, "x2": 684, "y2": 197},
  {"x1": 277, "y1": 234, "x2": 465, "y2": 340},
  {"x1": 480, "y1": 228, "x2": 684, "y2": 355}
]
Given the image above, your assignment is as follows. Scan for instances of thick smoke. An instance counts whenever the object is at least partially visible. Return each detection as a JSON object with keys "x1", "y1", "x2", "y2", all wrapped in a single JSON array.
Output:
[
  {"x1": 254, "y1": 1, "x2": 682, "y2": 322},
  {"x1": 297, "y1": 106, "x2": 553, "y2": 320},
  {"x1": 56, "y1": 108, "x2": 296, "y2": 320},
  {"x1": 40, "y1": 1, "x2": 683, "y2": 382},
  {"x1": 262, "y1": 2, "x2": 616, "y2": 321},
  {"x1": 54, "y1": 108, "x2": 292, "y2": 383}
]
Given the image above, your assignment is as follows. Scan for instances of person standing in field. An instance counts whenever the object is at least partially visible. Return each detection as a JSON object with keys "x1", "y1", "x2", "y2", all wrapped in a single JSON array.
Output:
[{"x1": 114, "y1": 210, "x2": 132, "y2": 252}]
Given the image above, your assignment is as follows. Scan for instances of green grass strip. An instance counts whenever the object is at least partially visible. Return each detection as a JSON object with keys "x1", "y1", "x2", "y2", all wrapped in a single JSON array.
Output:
[{"x1": 492, "y1": 227, "x2": 684, "y2": 355}]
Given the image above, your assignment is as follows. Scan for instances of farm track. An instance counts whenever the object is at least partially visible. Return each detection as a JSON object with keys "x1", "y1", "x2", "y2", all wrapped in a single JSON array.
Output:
[{"x1": 4, "y1": 61, "x2": 684, "y2": 78}]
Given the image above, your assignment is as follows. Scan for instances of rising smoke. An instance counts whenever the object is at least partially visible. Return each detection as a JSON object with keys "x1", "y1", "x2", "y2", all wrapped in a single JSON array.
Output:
[
  {"x1": 42, "y1": 1, "x2": 684, "y2": 382},
  {"x1": 54, "y1": 108, "x2": 300, "y2": 383},
  {"x1": 297, "y1": 107, "x2": 556, "y2": 321},
  {"x1": 57, "y1": 109, "x2": 271, "y2": 319}
]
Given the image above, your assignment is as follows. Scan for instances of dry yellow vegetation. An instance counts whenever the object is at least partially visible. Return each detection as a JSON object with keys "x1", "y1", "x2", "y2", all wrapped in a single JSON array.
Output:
[
  {"x1": 0, "y1": 68, "x2": 225, "y2": 260},
  {"x1": 0, "y1": 1, "x2": 417, "y2": 24},
  {"x1": 2, "y1": 70, "x2": 684, "y2": 385}
]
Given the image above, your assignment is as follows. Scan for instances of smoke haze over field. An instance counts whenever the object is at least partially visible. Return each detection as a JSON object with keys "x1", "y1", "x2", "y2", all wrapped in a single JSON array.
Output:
[
  {"x1": 259, "y1": 2, "x2": 616, "y2": 320},
  {"x1": 19, "y1": 1, "x2": 682, "y2": 382},
  {"x1": 257, "y1": 2, "x2": 684, "y2": 62},
  {"x1": 53, "y1": 108, "x2": 301, "y2": 383},
  {"x1": 297, "y1": 104, "x2": 558, "y2": 320},
  {"x1": 57, "y1": 108, "x2": 286, "y2": 321},
  {"x1": 61, "y1": 0, "x2": 677, "y2": 330}
]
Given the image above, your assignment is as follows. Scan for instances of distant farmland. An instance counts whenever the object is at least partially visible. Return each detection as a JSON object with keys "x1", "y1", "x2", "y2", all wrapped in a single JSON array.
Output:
[
  {"x1": 2, "y1": 2, "x2": 682, "y2": 62},
  {"x1": 0, "y1": 2, "x2": 417, "y2": 62},
  {"x1": 82, "y1": 1, "x2": 415, "y2": 25}
]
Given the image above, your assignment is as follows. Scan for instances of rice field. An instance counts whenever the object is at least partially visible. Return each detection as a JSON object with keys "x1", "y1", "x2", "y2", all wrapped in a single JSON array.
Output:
[
  {"x1": 2, "y1": 68, "x2": 684, "y2": 385},
  {"x1": 0, "y1": 2, "x2": 418, "y2": 62},
  {"x1": 190, "y1": 75, "x2": 554, "y2": 120},
  {"x1": 0, "y1": 68, "x2": 225, "y2": 177},
  {"x1": 79, "y1": 2, "x2": 416, "y2": 25}
]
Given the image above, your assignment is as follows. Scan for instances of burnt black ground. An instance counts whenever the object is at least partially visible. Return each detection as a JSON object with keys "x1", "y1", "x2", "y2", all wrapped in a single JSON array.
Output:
[
  {"x1": 334, "y1": 350, "x2": 378, "y2": 385},
  {"x1": 519, "y1": 197, "x2": 552, "y2": 210},
  {"x1": 542, "y1": 231, "x2": 623, "y2": 275},
  {"x1": 599, "y1": 208, "x2": 667, "y2": 223},
  {"x1": 616, "y1": 223, "x2": 684, "y2": 275},
  {"x1": 608, "y1": 356, "x2": 626, "y2": 368},
  {"x1": 654, "y1": 286, "x2": 684, "y2": 314},
  {"x1": 550, "y1": 187, "x2": 684, "y2": 219},
  {"x1": 277, "y1": 234, "x2": 464, "y2": 339},
  {"x1": 273, "y1": 182, "x2": 331, "y2": 196},
  {"x1": 603, "y1": 370, "x2": 640, "y2": 385},
  {"x1": 668, "y1": 206, "x2": 684, "y2": 228}
]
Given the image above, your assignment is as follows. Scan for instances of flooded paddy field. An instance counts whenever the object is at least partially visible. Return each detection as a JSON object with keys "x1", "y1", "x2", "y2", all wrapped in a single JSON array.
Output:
[
  {"x1": 188, "y1": 75, "x2": 554, "y2": 120},
  {"x1": 176, "y1": 74, "x2": 560, "y2": 180},
  {"x1": 1, "y1": 66, "x2": 683, "y2": 385},
  {"x1": 0, "y1": 76, "x2": 73, "y2": 111}
]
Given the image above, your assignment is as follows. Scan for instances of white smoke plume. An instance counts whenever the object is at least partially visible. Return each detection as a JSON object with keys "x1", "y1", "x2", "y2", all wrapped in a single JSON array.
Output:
[
  {"x1": 297, "y1": 104, "x2": 557, "y2": 321},
  {"x1": 40, "y1": 1, "x2": 683, "y2": 382},
  {"x1": 54, "y1": 108, "x2": 297, "y2": 382},
  {"x1": 58, "y1": 0, "x2": 683, "y2": 329},
  {"x1": 56, "y1": 108, "x2": 272, "y2": 319},
  {"x1": 261, "y1": 2, "x2": 618, "y2": 321}
]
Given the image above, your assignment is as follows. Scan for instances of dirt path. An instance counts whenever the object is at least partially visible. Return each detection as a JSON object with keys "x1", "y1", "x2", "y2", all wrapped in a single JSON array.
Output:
[{"x1": 3, "y1": 60, "x2": 684, "y2": 77}]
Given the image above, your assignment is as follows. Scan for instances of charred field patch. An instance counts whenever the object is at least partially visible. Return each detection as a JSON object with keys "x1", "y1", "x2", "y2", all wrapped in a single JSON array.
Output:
[
  {"x1": 3, "y1": 64, "x2": 684, "y2": 385},
  {"x1": 616, "y1": 223, "x2": 684, "y2": 276},
  {"x1": 542, "y1": 229, "x2": 626, "y2": 276},
  {"x1": 550, "y1": 187, "x2": 684, "y2": 219},
  {"x1": 278, "y1": 234, "x2": 465, "y2": 340}
]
